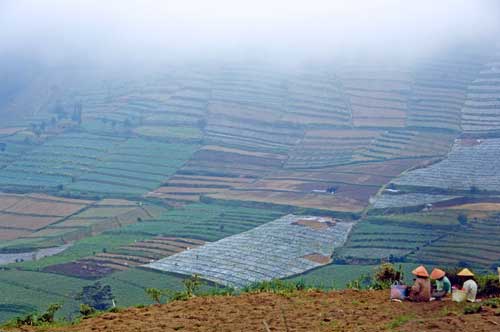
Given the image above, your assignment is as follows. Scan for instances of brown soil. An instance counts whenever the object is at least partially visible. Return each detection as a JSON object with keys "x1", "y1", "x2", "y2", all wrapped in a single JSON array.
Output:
[
  {"x1": 17, "y1": 290, "x2": 500, "y2": 332},
  {"x1": 302, "y1": 253, "x2": 332, "y2": 264}
]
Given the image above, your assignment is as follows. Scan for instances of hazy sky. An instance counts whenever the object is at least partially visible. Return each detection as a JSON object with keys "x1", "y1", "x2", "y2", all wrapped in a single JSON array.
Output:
[{"x1": 0, "y1": 0, "x2": 499, "y2": 66}]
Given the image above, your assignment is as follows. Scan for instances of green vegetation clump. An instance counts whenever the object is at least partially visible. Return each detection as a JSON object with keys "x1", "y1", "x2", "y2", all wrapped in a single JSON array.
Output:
[
  {"x1": 242, "y1": 279, "x2": 312, "y2": 296},
  {"x1": 3, "y1": 303, "x2": 62, "y2": 328},
  {"x1": 463, "y1": 303, "x2": 482, "y2": 314}
]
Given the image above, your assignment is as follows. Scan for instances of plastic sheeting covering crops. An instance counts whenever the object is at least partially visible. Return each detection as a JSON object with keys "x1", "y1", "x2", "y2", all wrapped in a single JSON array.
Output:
[
  {"x1": 146, "y1": 215, "x2": 353, "y2": 288},
  {"x1": 392, "y1": 138, "x2": 500, "y2": 191},
  {"x1": 373, "y1": 193, "x2": 458, "y2": 209}
]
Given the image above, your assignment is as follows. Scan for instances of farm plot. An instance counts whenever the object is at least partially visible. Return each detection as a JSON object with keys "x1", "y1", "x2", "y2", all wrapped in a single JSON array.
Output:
[
  {"x1": 152, "y1": 145, "x2": 286, "y2": 202},
  {"x1": 210, "y1": 65, "x2": 287, "y2": 109},
  {"x1": 282, "y1": 69, "x2": 351, "y2": 126},
  {"x1": 205, "y1": 102, "x2": 302, "y2": 154},
  {"x1": 65, "y1": 138, "x2": 198, "y2": 197},
  {"x1": 372, "y1": 193, "x2": 459, "y2": 209},
  {"x1": 407, "y1": 213, "x2": 500, "y2": 268},
  {"x1": 222, "y1": 158, "x2": 428, "y2": 212},
  {"x1": 461, "y1": 57, "x2": 500, "y2": 133},
  {"x1": 0, "y1": 198, "x2": 162, "y2": 253},
  {"x1": 335, "y1": 219, "x2": 445, "y2": 262},
  {"x1": 356, "y1": 130, "x2": 455, "y2": 161},
  {"x1": 0, "y1": 132, "x2": 35, "y2": 169},
  {"x1": 337, "y1": 66, "x2": 412, "y2": 128},
  {"x1": 285, "y1": 129, "x2": 382, "y2": 168},
  {"x1": 408, "y1": 56, "x2": 482, "y2": 131},
  {"x1": 0, "y1": 193, "x2": 91, "y2": 242},
  {"x1": 44, "y1": 237, "x2": 205, "y2": 279},
  {"x1": 0, "y1": 132, "x2": 125, "y2": 189},
  {"x1": 392, "y1": 138, "x2": 500, "y2": 192},
  {"x1": 133, "y1": 125, "x2": 202, "y2": 141},
  {"x1": 147, "y1": 215, "x2": 353, "y2": 288},
  {"x1": 111, "y1": 203, "x2": 284, "y2": 242}
]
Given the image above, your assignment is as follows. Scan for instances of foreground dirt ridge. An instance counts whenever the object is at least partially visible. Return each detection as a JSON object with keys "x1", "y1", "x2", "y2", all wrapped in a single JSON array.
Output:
[{"x1": 14, "y1": 290, "x2": 500, "y2": 332}]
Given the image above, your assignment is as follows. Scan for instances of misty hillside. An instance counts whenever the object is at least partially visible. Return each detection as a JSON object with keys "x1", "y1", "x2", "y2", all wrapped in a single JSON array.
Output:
[{"x1": 1, "y1": 0, "x2": 500, "y2": 327}]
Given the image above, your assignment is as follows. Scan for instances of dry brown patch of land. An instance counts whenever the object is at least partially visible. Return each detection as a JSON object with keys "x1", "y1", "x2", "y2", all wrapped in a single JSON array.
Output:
[{"x1": 18, "y1": 290, "x2": 500, "y2": 332}]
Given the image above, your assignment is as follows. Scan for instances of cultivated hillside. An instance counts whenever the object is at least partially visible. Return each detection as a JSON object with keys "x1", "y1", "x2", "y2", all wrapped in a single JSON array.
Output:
[{"x1": 2, "y1": 49, "x2": 500, "y2": 323}]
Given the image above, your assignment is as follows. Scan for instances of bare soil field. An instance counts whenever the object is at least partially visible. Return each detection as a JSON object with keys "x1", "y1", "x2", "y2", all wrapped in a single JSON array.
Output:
[
  {"x1": 19, "y1": 290, "x2": 500, "y2": 332},
  {"x1": 447, "y1": 202, "x2": 500, "y2": 211},
  {"x1": 0, "y1": 213, "x2": 60, "y2": 230},
  {"x1": 0, "y1": 229, "x2": 32, "y2": 240},
  {"x1": 209, "y1": 190, "x2": 365, "y2": 212},
  {"x1": 4, "y1": 199, "x2": 86, "y2": 216}
]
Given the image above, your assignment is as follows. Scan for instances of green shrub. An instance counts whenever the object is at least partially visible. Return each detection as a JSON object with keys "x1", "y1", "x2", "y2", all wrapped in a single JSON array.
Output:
[
  {"x1": 477, "y1": 274, "x2": 500, "y2": 297},
  {"x1": 4, "y1": 303, "x2": 62, "y2": 327},
  {"x1": 242, "y1": 279, "x2": 308, "y2": 295},
  {"x1": 79, "y1": 304, "x2": 96, "y2": 317},
  {"x1": 39, "y1": 303, "x2": 62, "y2": 323},
  {"x1": 182, "y1": 274, "x2": 202, "y2": 298},
  {"x1": 483, "y1": 298, "x2": 500, "y2": 308},
  {"x1": 145, "y1": 288, "x2": 165, "y2": 304},
  {"x1": 463, "y1": 303, "x2": 482, "y2": 314}
]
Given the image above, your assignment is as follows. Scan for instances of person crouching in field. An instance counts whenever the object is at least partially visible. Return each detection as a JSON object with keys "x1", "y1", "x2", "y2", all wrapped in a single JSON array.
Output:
[
  {"x1": 430, "y1": 268, "x2": 451, "y2": 300},
  {"x1": 408, "y1": 265, "x2": 431, "y2": 302},
  {"x1": 458, "y1": 268, "x2": 478, "y2": 302}
]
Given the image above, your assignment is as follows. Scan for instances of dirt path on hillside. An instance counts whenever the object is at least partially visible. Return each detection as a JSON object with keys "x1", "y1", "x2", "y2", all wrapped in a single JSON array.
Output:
[{"x1": 15, "y1": 290, "x2": 500, "y2": 332}]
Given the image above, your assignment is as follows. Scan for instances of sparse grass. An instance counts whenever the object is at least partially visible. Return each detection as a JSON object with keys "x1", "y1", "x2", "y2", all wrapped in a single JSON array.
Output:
[{"x1": 386, "y1": 314, "x2": 414, "y2": 329}]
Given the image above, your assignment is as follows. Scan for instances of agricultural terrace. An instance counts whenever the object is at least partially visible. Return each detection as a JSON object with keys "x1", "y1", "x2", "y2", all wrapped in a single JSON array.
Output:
[
  {"x1": 0, "y1": 197, "x2": 164, "y2": 253},
  {"x1": 461, "y1": 56, "x2": 500, "y2": 133},
  {"x1": 208, "y1": 158, "x2": 433, "y2": 213},
  {"x1": 0, "y1": 193, "x2": 91, "y2": 244},
  {"x1": 108, "y1": 203, "x2": 284, "y2": 242},
  {"x1": 338, "y1": 206, "x2": 500, "y2": 270},
  {"x1": 372, "y1": 193, "x2": 459, "y2": 209},
  {"x1": 392, "y1": 138, "x2": 500, "y2": 192},
  {"x1": 408, "y1": 56, "x2": 483, "y2": 131},
  {"x1": 0, "y1": 131, "x2": 198, "y2": 197},
  {"x1": 44, "y1": 236, "x2": 205, "y2": 279},
  {"x1": 282, "y1": 69, "x2": 351, "y2": 126},
  {"x1": 148, "y1": 215, "x2": 353, "y2": 288},
  {"x1": 337, "y1": 65, "x2": 411, "y2": 128},
  {"x1": 407, "y1": 210, "x2": 500, "y2": 268}
]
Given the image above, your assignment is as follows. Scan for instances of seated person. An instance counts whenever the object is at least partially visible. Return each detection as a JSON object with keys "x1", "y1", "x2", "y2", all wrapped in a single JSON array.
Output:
[
  {"x1": 408, "y1": 265, "x2": 431, "y2": 302},
  {"x1": 458, "y1": 268, "x2": 478, "y2": 302},
  {"x1": 430, "y1": 268, "x2": 451, "y2": 299}
]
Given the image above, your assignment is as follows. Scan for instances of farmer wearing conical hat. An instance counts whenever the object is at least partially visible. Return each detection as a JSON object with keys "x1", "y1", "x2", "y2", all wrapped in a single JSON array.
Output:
[
  {"x1": 408, "y1": 265, "x2": 431, "y2": 302},
  {"x1": 430, "y1": 268, "x2": 451, "y2": 300},
  {"x1": 458, "y1": 268, "x2": 477, "y2": 302}
]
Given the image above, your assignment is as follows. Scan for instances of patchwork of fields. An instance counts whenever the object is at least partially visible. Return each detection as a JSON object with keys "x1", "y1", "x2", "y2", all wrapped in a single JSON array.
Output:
[{"x1": 2, "y1": 53, "x2": 500, "y2": 322}]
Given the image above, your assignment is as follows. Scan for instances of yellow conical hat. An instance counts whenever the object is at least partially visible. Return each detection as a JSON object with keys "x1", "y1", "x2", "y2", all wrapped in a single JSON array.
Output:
[{"x1": 457, "y1": 268, "x2": 474, "y2": 277}]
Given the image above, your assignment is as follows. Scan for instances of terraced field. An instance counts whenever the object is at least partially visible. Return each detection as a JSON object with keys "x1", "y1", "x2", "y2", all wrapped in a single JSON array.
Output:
[
  {"x1": 148, "y1": 215, "x2": 353, "y2": 287},
  {"x1": 408, "y1": 56, "x2": 483, "y2": 131},
  {"x1": 407, "y1": 211, "x2": 500, "y2": 268},
  {"x1": 111, "y1": 203, "x2": 284, "y2": 242},
  {"x1": 461, "y1": 55, "x2": 500, "y2": 133},
  {"x1": 338, "y1": 65, "x2": 412, "y2": 128},
  {"x1": 0, "y1": 197, "x2": 164, "y2": 253},
  {"x1": 45, "y1": 237, "x2": 204, "y2": 279},
  {"x1": 336, "y1": 219, "x2": 446, "y2": 262},
  {"x1": 392, "y1": 138, "x2": 500, "y2": 192},
  {"x1": 2, "y1": 53, "x2": 500, "y2": 323},
  {"x1": 0, "y1": 193, "x2": 91, "y2": 244}
]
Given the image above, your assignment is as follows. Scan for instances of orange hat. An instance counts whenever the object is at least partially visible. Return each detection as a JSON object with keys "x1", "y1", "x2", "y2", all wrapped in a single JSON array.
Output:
[
  {"x1": 457, "y1": 268, "x2": 474, "y2": 277},
  {"x1": 412, "y1": 265, "x2": 429, "y2": 278},
  {"x1": 430, "y1": 268, "x2": 446, "y2": 279}
]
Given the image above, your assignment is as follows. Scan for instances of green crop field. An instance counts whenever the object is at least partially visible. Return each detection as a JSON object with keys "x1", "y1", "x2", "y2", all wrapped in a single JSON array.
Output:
[{"x1": 109, "y1": 203, "x2": 285, "y2": 242}]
